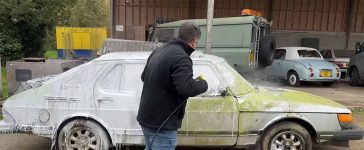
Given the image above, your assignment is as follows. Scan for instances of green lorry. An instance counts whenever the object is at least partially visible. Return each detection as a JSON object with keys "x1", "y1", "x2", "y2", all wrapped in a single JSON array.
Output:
[{"x1": 149, "y1": 15, "x2": 275, "y2": 74}]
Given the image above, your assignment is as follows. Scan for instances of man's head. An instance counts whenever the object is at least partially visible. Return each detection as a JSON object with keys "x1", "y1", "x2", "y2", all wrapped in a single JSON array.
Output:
[{"x1": 178, "y1": 22, "x2": 201, "y2": 49}]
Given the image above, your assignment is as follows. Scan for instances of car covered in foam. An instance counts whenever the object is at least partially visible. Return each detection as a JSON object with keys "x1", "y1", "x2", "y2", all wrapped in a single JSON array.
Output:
[{"x1": 0, "y1": 51, "x2": 362, "y2": 150}]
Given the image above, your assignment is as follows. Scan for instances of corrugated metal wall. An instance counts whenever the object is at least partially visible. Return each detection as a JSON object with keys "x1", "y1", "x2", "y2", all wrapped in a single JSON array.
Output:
[
  {"x1": 194, "y1": 0, "x2": 269, "y2": 19},
  {"x1": 272, "y1": 0, "x2": 349, "y2": 32},
  {"x1": 113, "y1": 0, "x2": 364, "y2": 40},
  {"x1": 353, "y1": 0, "x2": 364, "y2": 32}
]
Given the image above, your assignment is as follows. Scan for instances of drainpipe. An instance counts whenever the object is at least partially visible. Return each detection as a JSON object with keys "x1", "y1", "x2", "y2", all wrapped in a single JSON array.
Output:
[{"x1": 205, "y1": 0, "x2": 214, "y2": 54}]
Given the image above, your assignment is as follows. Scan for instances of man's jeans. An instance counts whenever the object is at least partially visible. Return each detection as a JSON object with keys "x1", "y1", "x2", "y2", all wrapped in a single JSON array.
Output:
[{"x1": 141, "y1": 126, "x2": 177, "y2": 150}]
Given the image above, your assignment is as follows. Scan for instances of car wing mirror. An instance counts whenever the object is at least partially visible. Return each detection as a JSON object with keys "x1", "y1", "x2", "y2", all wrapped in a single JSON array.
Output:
[{"x1": 220, "y1": 88, "x2": 228, "y2": 97}]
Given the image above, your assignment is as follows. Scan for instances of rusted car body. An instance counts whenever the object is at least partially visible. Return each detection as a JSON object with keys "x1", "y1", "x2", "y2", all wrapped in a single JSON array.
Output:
[{"x1": 0, "y1": 52, "x2": 362, "y2": 149}]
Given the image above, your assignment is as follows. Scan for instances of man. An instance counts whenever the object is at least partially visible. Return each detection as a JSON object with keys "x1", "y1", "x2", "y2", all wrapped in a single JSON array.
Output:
[{"x1": 137, "y1": 22, "x2": 208, "y2": 150}]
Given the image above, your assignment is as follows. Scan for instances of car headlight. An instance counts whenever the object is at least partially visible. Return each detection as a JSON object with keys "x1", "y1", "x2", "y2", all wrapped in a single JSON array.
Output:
[{"x1": 338, "y1": 113, "x2": 352, "y2": 129}]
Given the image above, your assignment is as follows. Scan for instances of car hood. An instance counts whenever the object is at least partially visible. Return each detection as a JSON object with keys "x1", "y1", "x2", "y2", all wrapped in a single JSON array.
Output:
[
  {"x1": 289, "y1": 59, "x2": 335, "y2": 68},
  {"x1": 237, "y1": 86, "x2": 350, "y2": 113}
]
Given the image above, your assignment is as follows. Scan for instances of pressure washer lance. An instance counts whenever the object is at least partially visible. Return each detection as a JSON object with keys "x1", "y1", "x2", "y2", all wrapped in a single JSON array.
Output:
[{"x1": 149, "y1": 75, "x2": 206, "y2": 149}]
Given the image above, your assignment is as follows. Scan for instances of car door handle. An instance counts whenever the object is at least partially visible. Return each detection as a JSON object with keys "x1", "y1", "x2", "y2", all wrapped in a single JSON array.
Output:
[
  {"x1": 98, "y1": 97, "x2": 114, "y2": 102},
  {"x1": 277, "y1": 62, "x2": 281, "y2": 65}
]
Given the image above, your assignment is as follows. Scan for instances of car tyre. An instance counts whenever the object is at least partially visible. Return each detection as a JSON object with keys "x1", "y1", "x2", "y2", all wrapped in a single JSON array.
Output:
[
  {"x1": 350, "y1": 67, "x2": 360, "y2": 86},
  {"x1": 259, "y1": 36, "x2": 276, "y2": 67},
  {"x1": 287, "y1": 71, "x2": 301, "y2": 87},
  {"x1": 322, "y1": 82, "x2": 334, "y2": 87},
  {"x1": 57, "y1": 119, "x2": 111, "y2": 150},
  {"x1": 260, "y1": 122, "x2": 312, "y2": 150}
]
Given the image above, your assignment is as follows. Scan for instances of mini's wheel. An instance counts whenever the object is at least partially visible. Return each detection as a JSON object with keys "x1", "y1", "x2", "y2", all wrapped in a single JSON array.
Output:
[
  {"x1": 260, "y1": 122, "x2": 312, "y2": 150},
  {"x1": 350, "y1": 67, "x2": 360, "y2": 86},
  {"x1": 57, "y1": 119, "x2": 111, "y2": 150},
  {"x1": 287, "y1": 71, "x2": 301, "y2": 87}
]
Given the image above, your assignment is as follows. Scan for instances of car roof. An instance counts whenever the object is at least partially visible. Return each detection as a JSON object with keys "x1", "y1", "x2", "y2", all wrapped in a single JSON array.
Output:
[
  {"x1": 95, "y1": 51, "x2": 225, "y2": 64},
  {"x1": 276, "y1": 47, "x2": 322, "y2": 59},
  {"x1": 277, "y1": 47, "x2": 318, "y2": 51}
]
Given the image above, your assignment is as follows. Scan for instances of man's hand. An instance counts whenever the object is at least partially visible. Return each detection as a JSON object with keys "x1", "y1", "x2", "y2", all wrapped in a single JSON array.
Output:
[{"x1": 195, "y1": 75, "x2": 206, "y2": 81}]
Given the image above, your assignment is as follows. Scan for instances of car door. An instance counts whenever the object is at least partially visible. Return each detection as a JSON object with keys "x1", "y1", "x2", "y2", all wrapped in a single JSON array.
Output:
[
  {"x1": 178, "y1": 61, "x2": 239, "y2": 146},
  {"x1": 93, "y1": 60, "x2": 145, "y2": 144},
  {"x1": 268, "y1": 49, "x2": 286, "y2": 78}
]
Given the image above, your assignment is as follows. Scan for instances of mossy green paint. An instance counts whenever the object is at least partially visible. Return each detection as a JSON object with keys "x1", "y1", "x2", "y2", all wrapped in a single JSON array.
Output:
[{"x1": 238, "y1": 87, "x2": 347, "y2": 111}]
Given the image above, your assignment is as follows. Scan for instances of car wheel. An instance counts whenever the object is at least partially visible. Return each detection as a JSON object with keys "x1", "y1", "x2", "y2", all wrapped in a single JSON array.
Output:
[
  {"x1": 322, "y1": 82, "x2": 334, "y2": 87},
  {"x1": 287, "y1": 71, "x2": 301, "y2": 87},
  {"x1": 57, "y1": 119, "x2": 111, "y2": 150},
  {"x1": 350, "y1": 67, "x2": 360, "y2": 86},
  {"x1": 260, "y1": 122, "x2": 312, "y2": 150}
]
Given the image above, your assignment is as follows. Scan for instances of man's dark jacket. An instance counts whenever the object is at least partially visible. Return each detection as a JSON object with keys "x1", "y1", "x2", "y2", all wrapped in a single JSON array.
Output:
[{"x1": 137, "y1": 38, "x2": 208, "y2": 130}]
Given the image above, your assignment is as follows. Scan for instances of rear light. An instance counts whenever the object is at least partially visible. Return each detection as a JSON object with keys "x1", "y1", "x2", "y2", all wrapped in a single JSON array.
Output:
[
  {"x1": 308, "y1": 67, "x2": 314, "y2": 78},
  {"x1": 335, "y1": 62, "x2": 343, "y2": 68},
  {"x1": 338, "y1": 113, "x2": 353, "y2": 129},
  {"x1": 335, "y1": 62, "x2": 348, "y2": 68},
  {"x1": 248, "y1": 50, "x2": 254, "y2": 66}
]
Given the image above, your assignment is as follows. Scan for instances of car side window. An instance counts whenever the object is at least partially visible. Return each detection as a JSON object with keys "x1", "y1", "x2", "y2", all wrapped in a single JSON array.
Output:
[
  {"x1": 101, "y1": 63, "x2": 145, "y2": 93},
  {"x1": 101, "y1": 64, "x2": 125, "y2": 92},
  {"x1": 153, "y1": 28, "x2": 175, "y2": 43},
  {"x1": 123, "y1": 63, "x2": 145, "y2": 92},
  {"x1": 273, "y1": 49, "x2": 286, "y2": 60},
  {"x1": 193, "y1": 64, "x2": 223, "y2": 96},
  {"x1": 64, "y1": 63, "x2": 105, "y2": 86}
]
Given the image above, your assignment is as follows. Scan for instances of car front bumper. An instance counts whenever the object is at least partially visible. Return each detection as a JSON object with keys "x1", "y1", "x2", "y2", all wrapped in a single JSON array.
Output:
[
  {"x1": 320, "y1": 124, "x2": 364, "y2": 141},
  {"x1": 300, "y1": 78, "x2": 340, "y2": 82}
]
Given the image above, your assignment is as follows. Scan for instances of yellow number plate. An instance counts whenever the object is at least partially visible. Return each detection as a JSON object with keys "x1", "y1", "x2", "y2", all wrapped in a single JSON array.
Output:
[{"x1": 320, "y1": 70, "x2": 332, "y2": 77}]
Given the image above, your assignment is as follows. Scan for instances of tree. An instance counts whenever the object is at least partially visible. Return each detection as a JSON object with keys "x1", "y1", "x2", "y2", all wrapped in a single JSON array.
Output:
[
  {"x1": 44, "y1": 0, "x2": 110, "y2": 52},
  {"x1": 0, "y1": 0, "x2": 75, "y2": 61},
  {"x1": 0, "y1": 0, "x2": 110, "y2": 62},
  {"x1": 59, "y1": 0, "x2": 110, "y2": 27}
]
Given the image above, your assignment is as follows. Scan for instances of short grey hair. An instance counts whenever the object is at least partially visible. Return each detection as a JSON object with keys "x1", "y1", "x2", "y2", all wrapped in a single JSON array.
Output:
[{"x1": 178, "y1": 22, "x2": 201, "y2": 43}]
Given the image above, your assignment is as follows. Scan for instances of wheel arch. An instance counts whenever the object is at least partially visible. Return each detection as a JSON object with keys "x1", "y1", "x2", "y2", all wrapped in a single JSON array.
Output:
[
  {"x1": 53, "y1": 114, "x2": 114, "y2": 147},
  {"x1": 259, "y1": 116, "x2": 319, "y2": 145},
  {"x1": 286, "y1": 69, "x2": 297, "y2": 80}
]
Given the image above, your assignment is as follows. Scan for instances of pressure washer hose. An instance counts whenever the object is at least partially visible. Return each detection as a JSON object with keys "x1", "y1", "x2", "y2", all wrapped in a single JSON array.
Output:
[{"x1": 149, "y1": 98, "x2": 189, "y2": 149}]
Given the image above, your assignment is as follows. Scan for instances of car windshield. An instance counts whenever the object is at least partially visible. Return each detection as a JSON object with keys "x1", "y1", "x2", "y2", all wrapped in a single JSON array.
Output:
[
  {"x1": 216, "y1": 61, "x2": 254, "y2": 95},
  {"x1": 297, "y1": 50, "x2": 322, "y2": 58}
]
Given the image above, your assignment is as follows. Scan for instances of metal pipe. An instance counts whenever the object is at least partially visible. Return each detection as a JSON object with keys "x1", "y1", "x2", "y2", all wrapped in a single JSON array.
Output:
[
  {"x1": 205, "y1": 0, "x2": 214, "y2": 54},
  {"x1": 110, "y1": 0, "x2": 114, "y2": 38}
]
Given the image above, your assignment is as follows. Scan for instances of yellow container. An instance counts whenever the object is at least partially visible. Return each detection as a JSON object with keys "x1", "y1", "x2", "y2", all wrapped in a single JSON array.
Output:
[{"x1": 56, "y1": 27, "x2": 107, "y2": 58}]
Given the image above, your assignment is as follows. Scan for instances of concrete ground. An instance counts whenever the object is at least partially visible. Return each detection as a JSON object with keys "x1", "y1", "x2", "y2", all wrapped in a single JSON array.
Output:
[{"x1": 0, "y1": 80, "x2": 363, "y2": 150}]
